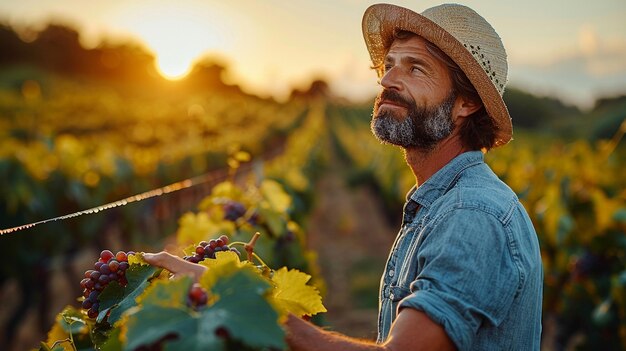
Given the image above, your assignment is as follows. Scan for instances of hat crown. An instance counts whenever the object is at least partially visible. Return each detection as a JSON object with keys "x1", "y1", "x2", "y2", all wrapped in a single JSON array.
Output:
[{"x1": 421, "y1": 4, "x2": 508, "y2": 96}]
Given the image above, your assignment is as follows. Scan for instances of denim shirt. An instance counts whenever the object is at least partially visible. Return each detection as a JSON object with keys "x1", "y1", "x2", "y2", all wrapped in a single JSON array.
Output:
[{"x1": 377, "y1": 151, "x2": 543, "y2": 350}]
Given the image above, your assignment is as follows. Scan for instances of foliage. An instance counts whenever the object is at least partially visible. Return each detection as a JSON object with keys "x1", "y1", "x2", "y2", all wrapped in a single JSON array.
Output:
[
  {"x1": 40, "y1": 252, "x2": 324, "y2": 351},
  {"x1": 38, "y1": 180, "x2": 326, "y2": 351}
]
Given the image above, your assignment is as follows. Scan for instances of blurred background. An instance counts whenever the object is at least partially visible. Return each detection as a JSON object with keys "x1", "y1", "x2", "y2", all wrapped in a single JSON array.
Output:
[{"x1": 1, "y1": 0, "x2": 625, "y2": 350}]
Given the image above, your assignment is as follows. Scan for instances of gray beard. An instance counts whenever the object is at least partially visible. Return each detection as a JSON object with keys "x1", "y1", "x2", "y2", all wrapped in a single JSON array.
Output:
[{"x1": 371, "y1": 92, "x2": 456, "y2": 150}]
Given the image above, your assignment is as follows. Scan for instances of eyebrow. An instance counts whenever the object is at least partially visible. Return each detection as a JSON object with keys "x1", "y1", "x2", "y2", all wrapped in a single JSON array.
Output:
[{"x1": 384, "y1": 55, "x2": 434, "y2": 71}]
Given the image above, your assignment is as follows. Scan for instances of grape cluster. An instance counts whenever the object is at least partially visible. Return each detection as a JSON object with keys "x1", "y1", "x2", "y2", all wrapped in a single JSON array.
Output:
[
  {"x1": 188, "y1": 283, "x2": 208, "y2": 307},
  {"x1": 80, "y1": 250, "x2": 132, "y2": 318},
  {"x1": 223, "y1": 200, "x2": 246, "y2": 221},
  {"x1": 183, "y1": 235, "x2": 240, "y2": 263}
]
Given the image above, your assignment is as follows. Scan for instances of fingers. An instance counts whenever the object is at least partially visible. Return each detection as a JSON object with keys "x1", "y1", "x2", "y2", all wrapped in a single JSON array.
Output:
[
  {"x1": 144, "y1": 251, "x2": 207, "y2": 281},
  {"x1": 143, "y1": 251, "x2": 177, "y2": 268}
]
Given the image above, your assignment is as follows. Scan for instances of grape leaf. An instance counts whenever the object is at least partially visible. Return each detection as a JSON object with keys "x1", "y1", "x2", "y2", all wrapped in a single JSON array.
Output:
[
  {"x1": 260, "y1": 179, "x2": 292, "y2": 213},
  {"x1": 271, "y1": 267, "x2": 327, "y2": 317},
  {"x1": 258, "y1": 207, "x2": 286, "y2": 237},
  {"x1": 59, "y1": 306, "x2": 88, "y2": 334},
  {"x1": 136, "y1": 275, "x2": 192, "y2": 308},
  {"x1": 96, "y1": 264, "x2": 158, "y2": 324},
  {"x1": 98, "y1": 328, "x2": 122, "y2": 351},
  {"x1": 42, "y1": 307, "x2": 92, "y2": 351},
  {"x1": 124, "y1": 268, "x2": 285, "y2": 351},
  {"x1": 175, "y1": 212, "x2": 220, "y2": 246},
  {"x1": 199, "y1": 251, "x2": 253, "y2": 290},
  {"x1": 42, "y1": 312, "x2": 72, "y2": 350},
  {"x1": 202, "y1": 267, "x2": 285, "y2": 350},
  {"x1": 123, "y1": 305, "x2": 204, "y2": 351},
  {"x1": 128, "y1": 253, "x2": 149, "y2": 266}
]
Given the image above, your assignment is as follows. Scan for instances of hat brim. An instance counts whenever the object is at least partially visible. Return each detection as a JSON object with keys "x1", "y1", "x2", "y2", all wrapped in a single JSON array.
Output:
[{"x1": 362, "y1": 4, "x2": 512, "y2": 147}]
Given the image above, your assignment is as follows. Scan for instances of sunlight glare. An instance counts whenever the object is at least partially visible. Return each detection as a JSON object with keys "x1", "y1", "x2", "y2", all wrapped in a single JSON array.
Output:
[{"x1": 119, "y1": 4, "x2": 226, "y2": 80}]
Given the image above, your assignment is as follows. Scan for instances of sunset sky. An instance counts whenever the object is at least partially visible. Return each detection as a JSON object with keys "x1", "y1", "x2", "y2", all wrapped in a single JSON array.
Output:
[{"x1": 1, "y1": 0, "x2": 625, "y2": 108}]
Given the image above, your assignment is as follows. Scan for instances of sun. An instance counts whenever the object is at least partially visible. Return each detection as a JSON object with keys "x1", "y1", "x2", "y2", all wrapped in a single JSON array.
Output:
[{"x1": 118, "y1": 4, "x2": 226, "y2": 80}]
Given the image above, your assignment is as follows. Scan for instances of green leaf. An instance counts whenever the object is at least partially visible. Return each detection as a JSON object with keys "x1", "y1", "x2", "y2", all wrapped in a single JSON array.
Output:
[
  {"x1": 59, "y1": 307, "x2": 88, "y2": 334},
  {"x1": 258, "y1": 207, "x2": 285, "y2": 237},
  {"x1": 96, "y1": 264, "x2": 158, "y2": 324},
  {"x1": 206, "y1": 267, "x2": 286, "y2": 350},
  {"x1": 98, "y1": 328, "x2": 122, "y2": 351},
  {"x1": 123, "y1": 305, "x2": 204, "y2": 351}
]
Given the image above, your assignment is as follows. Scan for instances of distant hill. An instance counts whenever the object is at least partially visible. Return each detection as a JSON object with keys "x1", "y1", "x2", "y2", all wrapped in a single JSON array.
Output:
[
  {"x1": 586, "y1": 95, "x2": 626, "y2": 140},
  {"x1": 503, "y1": 88, "x2": 582, "y2": 132},
  {"x1": 1, "y1": 21, "x2": 624, "y2": 141}
]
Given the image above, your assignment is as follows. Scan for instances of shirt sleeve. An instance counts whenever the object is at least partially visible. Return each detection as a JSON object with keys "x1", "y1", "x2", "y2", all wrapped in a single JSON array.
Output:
[{"x1": 398, "y1": 207, "x2": 521, "y2": 351}]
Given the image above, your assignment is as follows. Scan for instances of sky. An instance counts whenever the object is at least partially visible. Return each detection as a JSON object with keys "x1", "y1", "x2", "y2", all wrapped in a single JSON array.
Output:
[{"x1": 0, "y1": 0, "x2": 625, "y2": 109}]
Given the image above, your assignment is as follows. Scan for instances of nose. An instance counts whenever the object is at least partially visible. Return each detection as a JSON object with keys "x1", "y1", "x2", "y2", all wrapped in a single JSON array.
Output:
[{"x1": 380, "y1": 66, "x2": 401, "y2": 91}]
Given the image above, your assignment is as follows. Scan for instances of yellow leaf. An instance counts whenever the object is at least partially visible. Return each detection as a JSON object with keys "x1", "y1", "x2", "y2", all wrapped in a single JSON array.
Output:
[
  {"x1": 135, "y1": 276, "x2": 189, "y2": 309},
  {"x1": 260, "y1": 180, "x2": 291, "y2": 213},
  {"x1": 175, "y1": 212, "x2": 217, "y2": 246},
  {"x1": 43, "y1": 306, "x2": 88, "y2": 350},
  {"x1": 199, "y1": 251, "x2": 254, "y2": 291},
  {"x1": 234, "y1": 151, "x2": 251, "y2": 162},
  {"x1": 227, "y1": 158, "x2": 240, "y2": 169},
  {"x1": 44, "y1": 320, "x2": 70, "y2": 350},
  {"x1": 128, "y1": 252, "x2": 149, "y2": 266},
  {"x1": 210, "y1": 181, "x2": 242, "y2": 199},
  {"x1": 271, "y1": 267, "x2": 326, "y2": 317}
]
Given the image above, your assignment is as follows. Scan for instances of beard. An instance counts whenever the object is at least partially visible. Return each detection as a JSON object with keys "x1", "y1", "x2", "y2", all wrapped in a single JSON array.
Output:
[{"x1": 371, "y1": 89, "x2": 456, "y2": 150}]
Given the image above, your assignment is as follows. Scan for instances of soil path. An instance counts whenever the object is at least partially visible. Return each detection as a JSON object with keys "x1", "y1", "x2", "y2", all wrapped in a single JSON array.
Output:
[{"x1": 306, "y1": 131, "x2": 402, "y2": 340}]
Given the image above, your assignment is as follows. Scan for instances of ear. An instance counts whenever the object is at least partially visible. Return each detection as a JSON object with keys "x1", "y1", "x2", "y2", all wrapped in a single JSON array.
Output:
[{"x1": 453, "y1": 95, "x2": 482, "y2": 119}]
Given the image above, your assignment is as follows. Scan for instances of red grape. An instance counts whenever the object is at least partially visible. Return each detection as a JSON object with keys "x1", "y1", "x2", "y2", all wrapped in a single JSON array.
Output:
[
  {"x1": 108, "y1": 260, "x2": 120, "y2": 272},
  {"x1": 116, "y1": 251, "x2": 127, "y2": 262},
  {"x1": 100, "y1": 250, "x2": 114, "y2": 263}
]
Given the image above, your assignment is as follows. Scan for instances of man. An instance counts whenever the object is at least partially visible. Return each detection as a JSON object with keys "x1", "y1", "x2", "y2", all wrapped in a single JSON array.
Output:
[{"x1": 147, "y1": 3, "x2": 543, "y2": 350}]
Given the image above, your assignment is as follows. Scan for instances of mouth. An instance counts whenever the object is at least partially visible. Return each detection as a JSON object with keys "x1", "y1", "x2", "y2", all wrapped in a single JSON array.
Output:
[
  {"x1": 378, "y1": 100, "x2": 407, "y2": 110},
  {"x1": 379, "y1": 99, "x2": 406, "y2": 107}
]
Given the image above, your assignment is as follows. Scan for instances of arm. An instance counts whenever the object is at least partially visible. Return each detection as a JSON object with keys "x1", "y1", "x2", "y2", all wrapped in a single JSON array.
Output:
[
  {"x1": 285, "y1": 308, "x2": 455, "y2": 351},
  {"x1": 143, "y1": 251, "x2": 206, "y2": 280}
]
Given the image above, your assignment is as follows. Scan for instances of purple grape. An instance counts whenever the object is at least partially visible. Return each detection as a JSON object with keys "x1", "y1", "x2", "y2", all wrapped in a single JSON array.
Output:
[{"x1": 223, "y1": 201, "x2": 246, "y2": 221}]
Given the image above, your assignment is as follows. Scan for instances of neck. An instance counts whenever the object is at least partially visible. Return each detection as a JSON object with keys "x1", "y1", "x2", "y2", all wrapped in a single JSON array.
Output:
[{"x1": 404, "y1": 135, "x2": 470, "y2": 187}]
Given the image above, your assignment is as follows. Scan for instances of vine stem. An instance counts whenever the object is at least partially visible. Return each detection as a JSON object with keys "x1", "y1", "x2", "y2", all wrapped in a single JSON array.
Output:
[
  {"x1": 251, "y1": 252, "x2": 269, "y2": 268},
  {"x1": 62, "y1": 316, "x2": 78, "y2": 351},
  {"x1": 228, "y1": 232, "x2": 266, "y2": 267},
  {"x1": 47, "y1": 338, "x2": 75, "y2": 351}
]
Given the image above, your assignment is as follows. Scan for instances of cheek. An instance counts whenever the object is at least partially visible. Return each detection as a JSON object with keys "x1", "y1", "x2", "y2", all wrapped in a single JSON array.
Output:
[{"x1": 406, "y1": 75, "x2": 451, "y2": 106}]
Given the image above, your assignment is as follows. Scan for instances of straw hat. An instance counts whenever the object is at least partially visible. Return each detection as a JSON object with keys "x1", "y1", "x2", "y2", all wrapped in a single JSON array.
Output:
[{"x1": 362, "y1": 3, "x2": 512, "y2": 147}]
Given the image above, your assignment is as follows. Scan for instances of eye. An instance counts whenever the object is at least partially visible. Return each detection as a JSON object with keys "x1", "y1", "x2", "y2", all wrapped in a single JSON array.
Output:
[{"x1": 411, "y1": 66, "x2": 423, "y2": 74}]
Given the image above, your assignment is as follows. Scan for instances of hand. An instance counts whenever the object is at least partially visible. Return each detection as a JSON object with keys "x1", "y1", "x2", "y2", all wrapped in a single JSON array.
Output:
[{"x1": 143, "y1": 251, "x2": 207, "y2": 281}]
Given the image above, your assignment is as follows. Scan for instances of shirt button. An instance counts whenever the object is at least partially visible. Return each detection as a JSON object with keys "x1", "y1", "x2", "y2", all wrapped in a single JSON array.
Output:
[
  {"x1": 390, "y1": 293, "x2": 395, "y2": 300},
  {"x1": 389, "y1": 269, "x2": 395, "y2": 277}
]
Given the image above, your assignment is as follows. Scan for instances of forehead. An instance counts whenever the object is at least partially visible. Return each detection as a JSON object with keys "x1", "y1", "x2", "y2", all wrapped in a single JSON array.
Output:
[{"x1": 385, "y1": 35, "x2": 442, "y2": 66}]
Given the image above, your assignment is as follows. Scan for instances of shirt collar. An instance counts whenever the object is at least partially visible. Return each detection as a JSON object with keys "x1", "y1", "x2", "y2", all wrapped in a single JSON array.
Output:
[{"x1": 407, "y1": 150, "x2": 485, "y2": 208}]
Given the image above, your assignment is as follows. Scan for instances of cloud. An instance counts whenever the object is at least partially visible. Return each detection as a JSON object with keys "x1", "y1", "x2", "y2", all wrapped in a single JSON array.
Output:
[{"x1": 509, "y1": 26, "x2": 626, "y2": 109}]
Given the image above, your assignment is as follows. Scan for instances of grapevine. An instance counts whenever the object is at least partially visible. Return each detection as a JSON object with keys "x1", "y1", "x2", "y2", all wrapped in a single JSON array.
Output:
[{"x1": 41, "y1": 230, "x2": 325, "y2": 351}]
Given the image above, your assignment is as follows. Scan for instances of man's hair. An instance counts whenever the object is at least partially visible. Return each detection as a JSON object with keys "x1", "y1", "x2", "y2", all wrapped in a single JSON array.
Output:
[{"x1": 385, "y1": 30, "x2": 497, "y2": 151}]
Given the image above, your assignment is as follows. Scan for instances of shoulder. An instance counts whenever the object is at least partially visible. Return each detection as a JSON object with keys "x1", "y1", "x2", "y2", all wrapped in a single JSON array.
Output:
[{"x1": 432, "y1": 162, "x2": 520, "y2": 224}]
